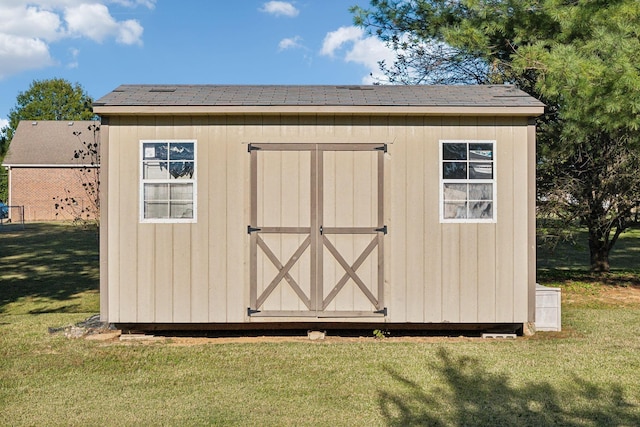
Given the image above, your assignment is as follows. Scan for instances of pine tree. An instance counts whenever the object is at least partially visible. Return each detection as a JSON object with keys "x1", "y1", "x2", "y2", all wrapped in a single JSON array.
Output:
[{"x1": 353, "y1": 0, "x2": 640, "y2": 271}]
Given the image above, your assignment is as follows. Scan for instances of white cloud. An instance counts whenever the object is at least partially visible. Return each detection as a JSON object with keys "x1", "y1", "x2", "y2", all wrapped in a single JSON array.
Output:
[
  {"x1": 67, "y1": 47, "x2": 80, "y2": 68},
  {"x1": 1, "y1": 5, "x2": 64, "y2": 42},
  {"x1": 110, "y1": 0, "x2": 156, "y2": 8},
  {"x1": 0, "y1": 118, "x2": 9, "y2": 132},
  {"x1": 320, "y1": 26, "x2": 396, "y2": 84},
  {"x1": 260, "y1": 1, "x2": 299, "y2": 17},
  {"x1": 0, "y1": 33, "x2": 55, "y2": 79},
  {"x1": 278, "y1": 36, "x2": 303, "y2": 51},
  {"x1": 0, "y1": 1, "x2": 150, "y2": 79},
  {"x1": 320, "y1": 26, "x2": 364, "y2": 57},
  {"x1": 65, "y1": 3, "x2": 143, "y2": 45}
]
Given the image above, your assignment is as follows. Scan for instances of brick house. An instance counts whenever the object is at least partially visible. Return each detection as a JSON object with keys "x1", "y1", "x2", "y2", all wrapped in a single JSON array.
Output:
[{"x1": 2, "y1": 120, "x2": 100, "y2": 222}]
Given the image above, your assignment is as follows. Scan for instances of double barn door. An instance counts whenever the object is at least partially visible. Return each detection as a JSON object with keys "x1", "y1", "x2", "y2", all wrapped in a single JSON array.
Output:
[{"x1": 248, "y1": 143, "x2": 386, "y2": 317}]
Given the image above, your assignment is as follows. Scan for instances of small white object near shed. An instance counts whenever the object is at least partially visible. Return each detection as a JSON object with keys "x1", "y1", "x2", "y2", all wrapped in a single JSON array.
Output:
[
  {"x1": 93, "y1": 85, "x2": 545, "y2": 334},
  {"x1": 535, "y1": 284, "x2": 562, "y2": 331}
]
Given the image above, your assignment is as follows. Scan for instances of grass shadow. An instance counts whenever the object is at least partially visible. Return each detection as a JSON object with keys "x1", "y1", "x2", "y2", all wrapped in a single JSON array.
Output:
[
  {"x1": 379, "y1": 348, "x2": 640, "y2": 426},
  {"x1": 0, "y1": 223, "x2": 99, "y2": 314},
  {"x1": 537, "y1": 225, "x2": 640, "y2": 273}
]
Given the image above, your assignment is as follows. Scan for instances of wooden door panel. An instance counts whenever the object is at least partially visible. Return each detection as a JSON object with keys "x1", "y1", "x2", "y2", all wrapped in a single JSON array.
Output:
[
  {"x1": 321, "y1": 233, "x2": 380, "y2": 311},
  {"x1": 256, "y1": 233, "x2": 312, "y2": 311},
  {"x1": 249, "y1": 143, "x2": 385, "y2": 316},
  {"x1": 257, "y1": 150, "x2": 311, "y2": 228}
]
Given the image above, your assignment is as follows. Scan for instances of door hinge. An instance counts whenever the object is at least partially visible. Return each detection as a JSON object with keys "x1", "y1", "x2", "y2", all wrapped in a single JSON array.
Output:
[
  {"x1": 248, "y1": 308, "x2": 260, "y2": 316},
  {"x1": 247, "y1": 226, "x2": 261, "y2": 234},
  {"x1": 375, "y1": 144, "x2": 387, "y2": 153},
  {"x1": 375, "y1": 225, "x2": 388, "y2": 234},
  {"x1": 375, "y1": 307, "x2": 388, "y2": 316},
  {"x1": 248, "y1": 144, "x2": 261, "y2": 152}
]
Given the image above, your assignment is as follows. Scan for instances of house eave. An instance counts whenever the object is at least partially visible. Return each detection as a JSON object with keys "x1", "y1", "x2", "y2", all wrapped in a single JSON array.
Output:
[
  {"x1": 93, "y1": 105, "x2": 545, "y2": 117},
  {"x1": 2, "y1": 163, "x2": 99, "y2": 168}
]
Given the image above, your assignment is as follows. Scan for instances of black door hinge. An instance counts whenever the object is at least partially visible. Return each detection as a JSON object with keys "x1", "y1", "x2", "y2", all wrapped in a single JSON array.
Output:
[
  {"x1": 247, "y1": 226, "x2": 261, "y2": 234},
  {"x1": 375, "y1": 144, "x2": 387, "y2": 153},
  {"x1": 375, "y1": 225, "x2": 388, "y2": 234}
]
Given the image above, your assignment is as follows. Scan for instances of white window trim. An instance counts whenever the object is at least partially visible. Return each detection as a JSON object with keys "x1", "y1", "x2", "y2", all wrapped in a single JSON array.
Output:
[
  {"x1": 439, "y1": 139, "x2": 497, "y2": 224},
  {"x1": 140, "y1": 139, "x2": 197, "y2": 224}
]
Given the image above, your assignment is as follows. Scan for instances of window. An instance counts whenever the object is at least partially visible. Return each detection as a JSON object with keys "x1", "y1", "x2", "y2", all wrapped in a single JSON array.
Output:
[
  {"x1": 440, "y1": 140, "x2": 495, "y2": 222},
  {"x1": 141, "y1": 140, "x2": 196, "y2": 222}
]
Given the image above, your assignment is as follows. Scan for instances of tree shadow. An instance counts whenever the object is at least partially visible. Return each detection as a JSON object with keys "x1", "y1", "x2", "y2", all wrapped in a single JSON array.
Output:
[
  {"x1": 0, "y1": 223, "x2": 99, "y2": 313},
  {"x1": 379, "y1": 347, "x2": 639, "y2": 426}
]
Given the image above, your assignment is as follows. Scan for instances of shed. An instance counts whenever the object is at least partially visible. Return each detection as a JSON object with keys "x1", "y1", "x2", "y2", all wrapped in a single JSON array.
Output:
[
  {"x1": 93, "y1": 84, "x2": 544, "y2": 334},
  {"x1": 2, "y1": 120, "x2": 100, "y2": 222}
]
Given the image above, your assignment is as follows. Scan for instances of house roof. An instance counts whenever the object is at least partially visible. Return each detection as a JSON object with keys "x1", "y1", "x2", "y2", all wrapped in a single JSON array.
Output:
[
  {"x1": 93, "y1": 84, "x2": 545, "y2": 116},
  {"x1": 2, "y1": 120, "x2": 100, "y2": 167}
]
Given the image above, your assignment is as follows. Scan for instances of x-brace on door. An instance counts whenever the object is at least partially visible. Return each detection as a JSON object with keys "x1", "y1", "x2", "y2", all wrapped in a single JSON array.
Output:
[{"x1": 248, "y1": 143, "x2": 386, "y2": 317}]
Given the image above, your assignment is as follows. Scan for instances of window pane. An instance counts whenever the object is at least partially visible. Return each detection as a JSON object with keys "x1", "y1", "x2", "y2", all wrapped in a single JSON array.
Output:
[
  {"x1": 443, "y1": 143, "x2": 467, "y2": 160},
  {"x1": 444, "y1": 202, "x2": 467, "y2": 219},
  {"x1": 469, "y1": 143, "x2": 493, "y2": 160},
  {"x1": 469, "y1": 162, "x2": 493, "y2": 179},
  {"x1": 443, "y1": 162, "x2": 467, "y2": 179},
  {"x1": 144, "y1": 183, "x2": 168, "y2": 200},
  {"x1": 145, "y1": 201, "x2": 169, "y2": 219},
  {"x1": 468, "y1": 183, "x2": 492, "y2": 200},
  {"x1": 169, "y1": 142, "x2": 194, "y2": 161},
  {"x1": 170, "y1": 202, "x2": 194, "y2": 219},
  {"x1": 170, "y1": 183, "x2": 193, "y2": 200},
  {"x1": 443, "y1": 183, "x2": 467, "y2": 201},
  {"x1": 143, "y1": 142, "x2": 168, "y2": 160},
  {"x1": 169, "y1": 161, "x2": 195, "y2": 179},
  {"x1": 143, "y1": 162, "x2": 168, "y2": 179},
  {"x1": 468, "y1": 201, "x2": 492, "y2": 219}
]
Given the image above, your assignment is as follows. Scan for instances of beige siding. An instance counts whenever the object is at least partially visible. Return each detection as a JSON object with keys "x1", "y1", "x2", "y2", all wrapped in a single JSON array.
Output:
[
  {"x1": 207, "y1": 117, "x2": 228, "y2": 322},
  {"x1": 105, "y1": 114, "x2": 534, "y2": 325},
  {"x1": 226, "y1": 117, "x2": 248, "y2": 323},
  {"x1": 107, "y1": 123, "x2": 121, "y2": 322},
  {"x1": 422, "y1": 117, "x2": 443, "y2": 321},
  {"x1": 99, "y1": 124, "x2": 110, "y2": 322}
]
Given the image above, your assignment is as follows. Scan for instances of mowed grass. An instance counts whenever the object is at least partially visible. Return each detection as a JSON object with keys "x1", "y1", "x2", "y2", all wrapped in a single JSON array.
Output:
[
  {"x1": 0, "y1": 222, "x2": 99, "y2": 315},
  {"x1": 1, "y1": 223, "x2": 639, "y2": 426}
]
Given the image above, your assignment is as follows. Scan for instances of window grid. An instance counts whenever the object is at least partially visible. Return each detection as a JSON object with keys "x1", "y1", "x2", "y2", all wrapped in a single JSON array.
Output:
[
  {"x1": 140, "y1": 140, "x2": 196, "y2": 223},
  {"x1": 440, "y1": 140, "x2": 496, "y2": 223}
]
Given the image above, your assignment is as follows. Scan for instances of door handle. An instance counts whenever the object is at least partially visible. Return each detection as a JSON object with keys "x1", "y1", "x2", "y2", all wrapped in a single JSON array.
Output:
[{"x1": 319, "y1": 225, "x2": 323, "y2": 235}]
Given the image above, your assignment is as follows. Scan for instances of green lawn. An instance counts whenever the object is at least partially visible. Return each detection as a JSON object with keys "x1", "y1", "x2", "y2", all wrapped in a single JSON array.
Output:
[
  {"x1": 537, "y1": 224, "x2": 640, "y2": 273},
  {"x1": 1, "y1": 223, "x2": 639, "y2": 426},
  {"x1": 0, "y1": 223, "x2": 99, "y2": 315}
]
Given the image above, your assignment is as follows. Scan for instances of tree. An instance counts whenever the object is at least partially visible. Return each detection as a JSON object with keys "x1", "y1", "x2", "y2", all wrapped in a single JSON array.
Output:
[
  {"x1": 2, "y1": 78, "x2": 94, "y2": 142},
  {"x1": 352, "y1": 0, "x2": 640, "y2": 272},
  {"x1": 53, "y1": 123, "x2": 100, "y2": 229}
]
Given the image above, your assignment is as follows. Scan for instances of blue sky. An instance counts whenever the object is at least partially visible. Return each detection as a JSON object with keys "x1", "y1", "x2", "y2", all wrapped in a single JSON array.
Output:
[{"x1": 0, "y1": 0, "x2": 395, "y2": 131}]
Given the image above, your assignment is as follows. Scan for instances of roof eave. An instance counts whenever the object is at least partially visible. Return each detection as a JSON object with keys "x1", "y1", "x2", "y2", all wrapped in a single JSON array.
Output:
[
  {"x1": 93, "y1": 105, "x2": 545, "y2": 117},
  {"x1": 2, "y1": 163, "x2": 99, "y2": 168}
]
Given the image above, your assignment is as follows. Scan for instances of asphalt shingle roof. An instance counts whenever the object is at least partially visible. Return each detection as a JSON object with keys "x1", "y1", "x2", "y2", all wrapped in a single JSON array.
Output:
[
  {"x1": 94, "y1": 84, "x2": 544, "y2": 108},
  {"x1": 2, "y1": 121, "x2": 99, "y2": 166}
]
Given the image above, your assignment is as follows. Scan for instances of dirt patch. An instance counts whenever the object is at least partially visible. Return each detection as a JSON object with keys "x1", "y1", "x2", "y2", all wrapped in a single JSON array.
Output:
[{"x1": 110, "y1": 334, "x2": 485, "y2": 346}]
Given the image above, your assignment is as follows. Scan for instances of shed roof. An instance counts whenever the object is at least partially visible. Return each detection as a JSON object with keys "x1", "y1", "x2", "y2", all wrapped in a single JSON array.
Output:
[
  {"x1": 2, "y1": 120, "x2": 100, "y2": 167},
  {"x1": 93, "y1": 85, "x2": 545, "y2": 116}
]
